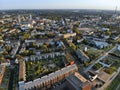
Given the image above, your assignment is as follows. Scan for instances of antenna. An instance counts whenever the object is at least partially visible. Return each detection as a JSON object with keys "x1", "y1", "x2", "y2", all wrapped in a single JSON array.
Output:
[{"x1": 115, "y1": 6, "x2": 117, "y2": 15}]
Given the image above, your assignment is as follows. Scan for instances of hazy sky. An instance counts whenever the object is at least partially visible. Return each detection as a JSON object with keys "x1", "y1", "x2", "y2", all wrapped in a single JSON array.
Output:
[{"x1": 0, "y1": 0, "x2": 120, "y2": 10}]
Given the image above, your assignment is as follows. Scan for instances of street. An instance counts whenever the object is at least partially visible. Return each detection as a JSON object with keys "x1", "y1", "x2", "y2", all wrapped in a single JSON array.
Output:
[{"x1": 84, "y1": 45, "x2": 117, "y2": 73}]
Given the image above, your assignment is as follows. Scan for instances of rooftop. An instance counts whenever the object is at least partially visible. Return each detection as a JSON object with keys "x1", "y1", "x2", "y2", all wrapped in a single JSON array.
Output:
[
  {"x1": 74, "y1": 72, "x2": 87, "y2": 83},
  {"x1": 66, "y1": 72, "x2": 91, "y2": 89}
]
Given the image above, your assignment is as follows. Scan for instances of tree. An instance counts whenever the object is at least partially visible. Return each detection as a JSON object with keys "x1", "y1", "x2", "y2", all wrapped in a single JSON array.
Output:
[
  {"x1": 41, "y1": 45, "x2": 48, "y2": 50},
  {"x1": 23, "y1": 50, "x2": 29, "y2": 56},
  {"x1": 0, "y1": 36, "x2": 2, "y2": 40},
  {"x1": 74, "y1": 22, "x2": 80, "y2": 27},
  {"x1": 118, "y1": 38, "x2": 120, "y2": 44},
  {"x1": 0, "y1": 55, "x2": 5, "y2": 62},
  {"x1": 2, "y1": 51, "x2": 8, "y2": 55},
  {"x1": 21, "y1": 33, "x2": 30, "y2": 41},
  {"x1": 84, "y1": 62, "x2": 89, "y2": 67},
  {"x1": 5, "y1": 45, "x2": 12, "y2": 52},
  {"x1": 69, "y1": 43, "x2": 76, "y2": 50},
  {"x1": 105, "y1": 30, "x2": 111, "y2": 36}
]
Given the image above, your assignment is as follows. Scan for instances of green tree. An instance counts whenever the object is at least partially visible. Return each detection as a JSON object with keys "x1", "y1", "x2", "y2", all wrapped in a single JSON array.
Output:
[
  {"x1": 0, "y1": 55, "x2": 5, "y2": 62},
  {"x1": 41, "y1": 44, "x2": 48, "y2": 50},
  {"x1": 5, "y1": 45, "x2": 11, "y2": 52},
  {"x1": 2, "y1": 51, "x2": 8, "y2": 55},
  {"x1": 105, "y1": 30, "x2": 111, "y2": 36},
  {"x1": 118, "y1": 38, "x2": 120, "y2": 44},
  {"x1": 23, "y1": 50, "x2": 29, "y2": 55},
  {"x1": 22, "y1": 33, "x2": 30, "y2": 41},
  {"x1": 0, "y1": 36, "x2": 2, "y2": 40},
  {"x1": 69, "y1": 43, "x2": 76, "y2": 50}
]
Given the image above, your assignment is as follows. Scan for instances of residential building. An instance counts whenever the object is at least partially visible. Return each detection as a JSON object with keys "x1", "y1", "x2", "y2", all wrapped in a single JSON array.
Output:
[
  {"x1": 19, "y1": 61, "x2": 26, "y2": 81},
  {"x1": 0, "y1": 65, "x2": 6, "y2": 84},
  {"x1": 19, "y1": 64, "x2": 78, "y2": 90},
  {"x1": 24, "y1": 52, "x2": 65, "y2": 61},
  {"x1": 63, "y1": 33, "x2": 76, "y2": 39},
  {"x1": 91, "y1": 40, "x2": 110, "y2": 49},
  {"x1": 118, "y1": 45, "x2": 120, "y2": 51},
  {"x1": 76, "y1": 49, "x2": 90, "y2": 62}
]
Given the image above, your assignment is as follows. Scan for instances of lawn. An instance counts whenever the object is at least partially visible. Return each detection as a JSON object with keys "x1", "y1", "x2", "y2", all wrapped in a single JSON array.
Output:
[
  {"x1": 106, "y1": 72, "x2": 120, "y2": 90},
  {"x1": 86, "y1": 49, "x2": 103, "y2": 60}
]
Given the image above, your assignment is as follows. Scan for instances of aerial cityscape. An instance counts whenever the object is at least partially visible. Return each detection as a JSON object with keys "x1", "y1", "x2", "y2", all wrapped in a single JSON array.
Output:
[{"x1": 0, "y1": 0, "x2": 120, "y2": 90}]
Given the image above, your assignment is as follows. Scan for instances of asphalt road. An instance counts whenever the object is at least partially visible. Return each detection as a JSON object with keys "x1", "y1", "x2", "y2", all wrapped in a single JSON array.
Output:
[
  {"x1": 84, "y1": 45, "x2": 117, "y2": 73},
  {"x1": 8, "y1": 67, "x2": 15, "y2": 90}
]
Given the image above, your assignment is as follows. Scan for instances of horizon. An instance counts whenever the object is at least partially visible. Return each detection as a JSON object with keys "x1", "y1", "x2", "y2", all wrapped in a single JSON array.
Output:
[
  {"x1": 0, "y1": 0, "x2": 120, "y2": 10},
  {"x1": 0, "y1": 8, "x2": 120, "y2": 11}
]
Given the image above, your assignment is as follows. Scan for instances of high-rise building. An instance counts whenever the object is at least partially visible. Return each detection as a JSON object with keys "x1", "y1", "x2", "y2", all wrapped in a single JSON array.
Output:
[
  {"x1": 18, "y1": 15, "x2": 21, "y2": 23},
  {"x1": 29, "y1": 14, "x2": 32, "y2": 21}
]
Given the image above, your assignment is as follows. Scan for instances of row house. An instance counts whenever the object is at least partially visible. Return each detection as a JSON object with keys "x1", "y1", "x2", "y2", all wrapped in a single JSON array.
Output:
[
  {"x1": 10, "y1": 41, "x2": 20, "y2": 58},
  {"x1": 24, "y1": 52, "x2": 65, "y2": 61},
  {"x1": 76, "y1": 49, "x2": 90, "y2": 62},
  {"x1": 0, "y1": 65, "x2": 6, "y2": 84}
]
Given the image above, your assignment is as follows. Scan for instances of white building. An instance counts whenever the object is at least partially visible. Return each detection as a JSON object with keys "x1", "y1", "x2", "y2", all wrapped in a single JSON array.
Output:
[{"x1": 118, "y1": 45, "x2": 120, "y2": 51}]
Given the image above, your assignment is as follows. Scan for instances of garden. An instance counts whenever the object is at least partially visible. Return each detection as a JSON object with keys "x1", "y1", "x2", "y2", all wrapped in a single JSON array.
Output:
[
  {"x1": 26, "y1": 56, "x2": 65, "y2": 81},
  {"x1": 92, "y1": 63, "x2": 103, "y2": 71}
]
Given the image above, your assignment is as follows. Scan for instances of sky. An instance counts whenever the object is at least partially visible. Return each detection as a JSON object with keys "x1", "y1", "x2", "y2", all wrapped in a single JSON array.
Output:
[{"x1": 0, "y1": 0, "x2": 120, "y2": 10}]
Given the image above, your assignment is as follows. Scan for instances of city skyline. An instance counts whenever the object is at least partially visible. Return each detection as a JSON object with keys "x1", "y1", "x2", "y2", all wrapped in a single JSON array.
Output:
[{"x1": 0, "y1": 0, "x2": 120, "y2": 10}]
